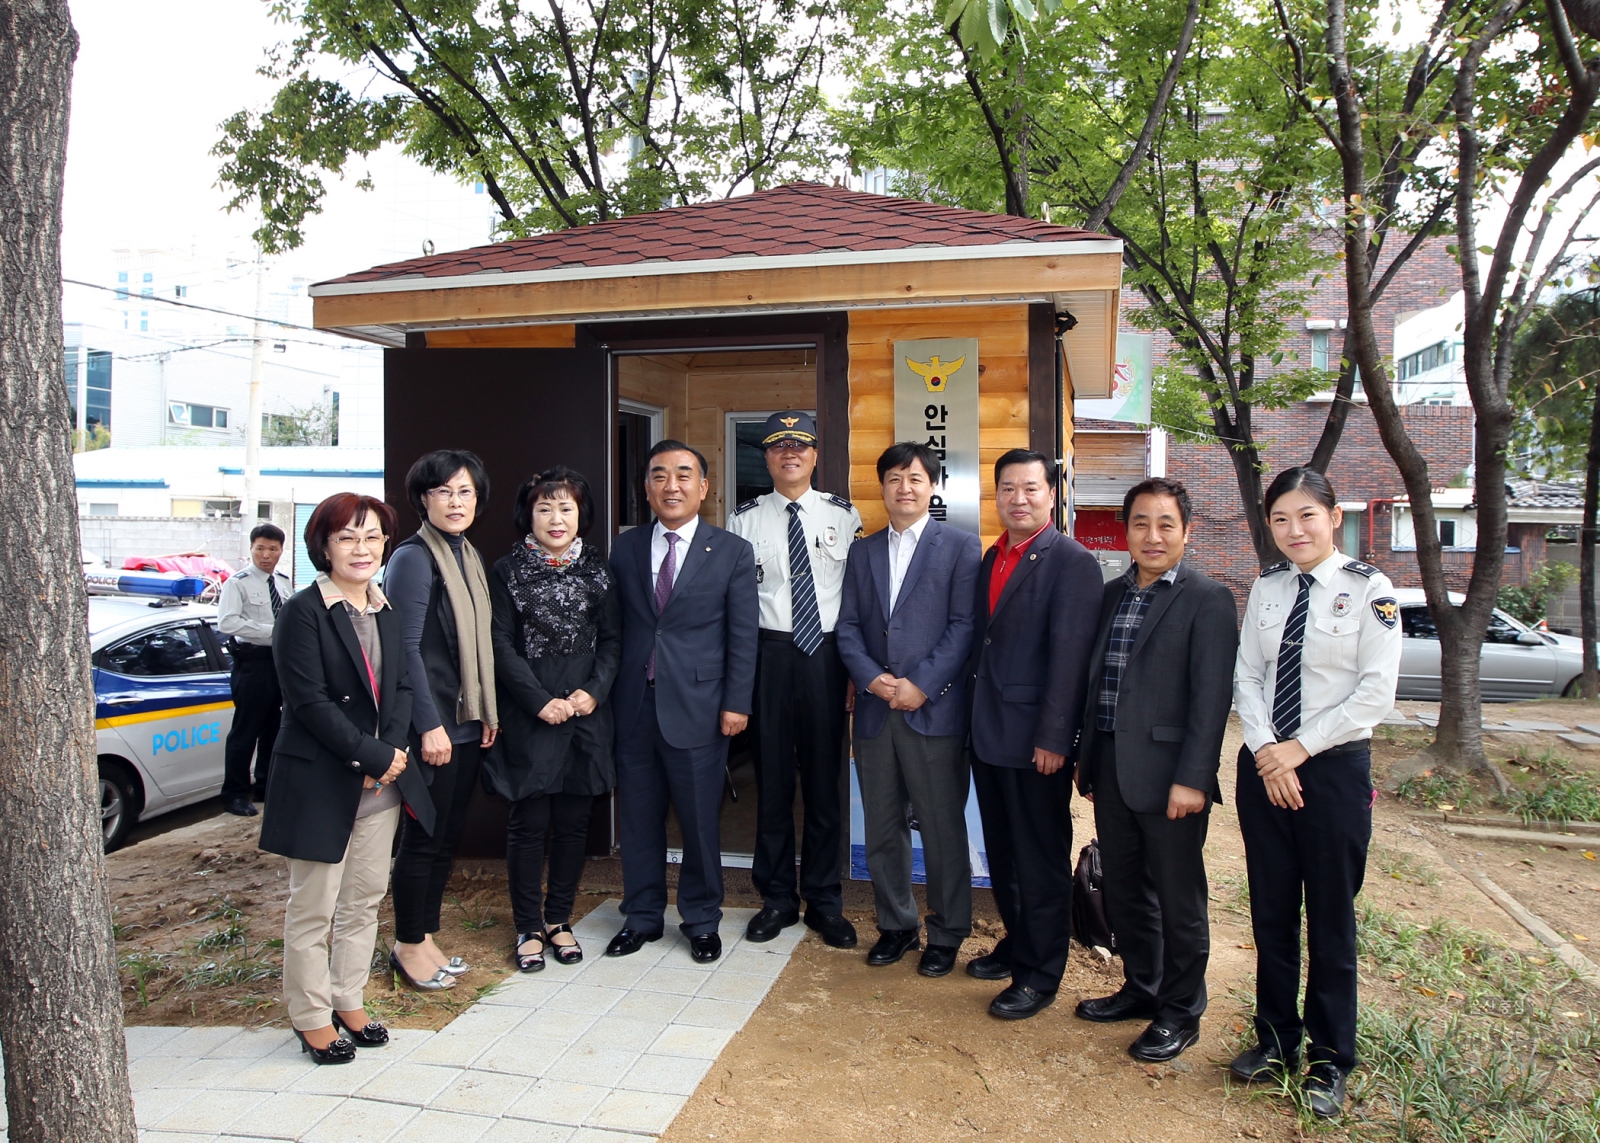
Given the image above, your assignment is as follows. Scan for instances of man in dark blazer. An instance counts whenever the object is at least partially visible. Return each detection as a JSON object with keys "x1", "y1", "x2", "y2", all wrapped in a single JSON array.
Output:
[
  {"x1": 837, "y1": 441, "x2": 982, "y2": 977},
  {"x1": 966, "y1": 448, "x2": 1103, "y2": 1020},
  {"x1": 607, "y1": 440, "x2": 759, "y2": 964},
  {"x1": 1073, "y1": 477, "x2": 1238, "y2": 1062}
]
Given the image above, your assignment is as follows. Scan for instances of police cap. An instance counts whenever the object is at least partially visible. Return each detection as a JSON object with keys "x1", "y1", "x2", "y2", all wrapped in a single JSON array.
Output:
[{"x1": 759, "y1": 410, "x2": 818, "y2": 450}]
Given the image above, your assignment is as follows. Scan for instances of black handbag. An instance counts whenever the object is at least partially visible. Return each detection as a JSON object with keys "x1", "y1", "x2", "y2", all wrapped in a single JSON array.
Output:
[{"x1": 1072, "y1": 838, "x2": 1118, "y2": 955}]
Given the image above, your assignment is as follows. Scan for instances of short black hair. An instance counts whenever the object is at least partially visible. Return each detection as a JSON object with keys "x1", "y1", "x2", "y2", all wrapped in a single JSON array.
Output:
[
  {"x1": 513, "y1": 466, "x2": 596, "y2": 538},
  {"x1": 994, "y1": 448, "x2": 1057, "y2": 486},
  {"x1": 1264, "y1": 465, "x2": 1337, "y2": 516},
  {"x1": 876, "y1": 441, "x2": 941, "y2": 483},
  {"x1": 1122, "y1": 477, "x2": 1192, "y2": 527},
  {"x1": 249, "y1": 522, "x2": 286, "y2": 545},
  {"x1": 645, "y1": 439, "x2": 709, "y2": 480},
  {"x1": 405, "y1": 449, "x2": 490, "y2": 519}
]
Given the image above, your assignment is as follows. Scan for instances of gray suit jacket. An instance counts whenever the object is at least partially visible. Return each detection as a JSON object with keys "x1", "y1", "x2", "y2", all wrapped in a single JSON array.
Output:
[
  {"x1": 1073, "y1": 562, "x2": 1239, "y2": 815},
  {"x1": 836, "y1": 518, "x2": 981, "y2": 739}
]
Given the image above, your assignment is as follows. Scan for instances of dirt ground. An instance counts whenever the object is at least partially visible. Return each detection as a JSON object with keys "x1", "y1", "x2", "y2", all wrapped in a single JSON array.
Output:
[{"x1": 108, "y1": 703, "x2": 1600, "y2": 1138}]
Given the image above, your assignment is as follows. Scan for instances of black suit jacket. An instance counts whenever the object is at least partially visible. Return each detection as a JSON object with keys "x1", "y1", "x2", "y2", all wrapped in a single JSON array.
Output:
[
  {"x1": 968, "y1": 527, "x2": 1103, "y2": 768},
  {"x1": 610, "y1": 521, "x2": 759, "y2": 750},
  {"x1": 260, "y1": 585, "x2": 430, "y2": 863},
  {"x1": 1074, "y1": 563, "x2": 1239, "y2": 814}
]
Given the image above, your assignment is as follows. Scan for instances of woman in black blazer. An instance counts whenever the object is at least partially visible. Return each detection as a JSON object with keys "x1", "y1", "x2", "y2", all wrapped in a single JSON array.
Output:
[
  {"x1": 260, "y1": 493, "x2": 431, "y2": 1064},
  {"x1": 483, "y1": 467, "x2": 620, "y2": 970}
]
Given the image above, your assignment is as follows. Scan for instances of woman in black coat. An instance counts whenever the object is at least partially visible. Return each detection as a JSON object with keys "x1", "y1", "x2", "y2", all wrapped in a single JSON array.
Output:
[
  {"x1": 484, "y1": 467, "x2": 620, "y2": 970},
  {"x1": 261, "y1": 493, "x2": 432, "y2": 1064}
]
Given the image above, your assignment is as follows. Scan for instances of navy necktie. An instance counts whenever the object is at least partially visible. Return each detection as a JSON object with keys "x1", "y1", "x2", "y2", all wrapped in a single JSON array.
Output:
[
  {"x1": 1271, "y1": 573, "x2": 1315, "y2": 739},
  {"x1": 266, "y1": 574, "x2": 282, "y2": 617},
  {"x1": 787, "y1": 502, "x2": 823, "y2": 655}
]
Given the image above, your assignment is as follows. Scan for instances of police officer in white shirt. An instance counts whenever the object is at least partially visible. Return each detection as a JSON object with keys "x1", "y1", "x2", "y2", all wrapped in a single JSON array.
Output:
[
  {"x1": 729, "y1": 411, "x2": 862, "y2": 948},
  {"x1": 1230, "y1": 467, "x2": 1402, "y2": 1120},
  {"x1": 217, "y1": 523, "x2": 293, "y2": 816}
]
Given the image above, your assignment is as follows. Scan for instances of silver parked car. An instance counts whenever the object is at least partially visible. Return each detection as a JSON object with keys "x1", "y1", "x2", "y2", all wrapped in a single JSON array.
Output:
[{"x1": 1394, "y1": 588, "x2": 1584, "y2": 700}]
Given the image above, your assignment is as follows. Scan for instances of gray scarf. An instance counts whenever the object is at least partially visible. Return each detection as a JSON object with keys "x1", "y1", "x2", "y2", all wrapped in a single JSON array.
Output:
[{"x1": 418, "y1": 521, "x2": 498, "y2": 729}]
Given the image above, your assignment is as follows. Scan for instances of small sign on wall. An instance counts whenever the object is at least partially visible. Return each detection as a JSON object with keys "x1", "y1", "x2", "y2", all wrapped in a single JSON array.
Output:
[{"x1": 894, "y1": 338, "x2": 981, "y2": 536}]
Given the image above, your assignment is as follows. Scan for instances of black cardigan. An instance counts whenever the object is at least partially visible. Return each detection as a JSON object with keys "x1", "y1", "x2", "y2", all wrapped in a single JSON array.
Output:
[
  {"x1": 260, "y1": 584, "x2": 433, "y2": 863},
  {"x1": 482, "y1": 548, "x2": 621, "y2": 801}
]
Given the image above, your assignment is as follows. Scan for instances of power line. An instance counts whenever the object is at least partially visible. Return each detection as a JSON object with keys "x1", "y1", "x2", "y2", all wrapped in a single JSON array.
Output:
[{"x1": 62, "y1": 278, "x2": 324, "y2": 333}]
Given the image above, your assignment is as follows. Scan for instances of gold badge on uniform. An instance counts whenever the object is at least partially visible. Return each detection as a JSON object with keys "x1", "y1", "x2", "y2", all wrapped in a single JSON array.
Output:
[{"x1": 1331, "y1": 592, "x2": 1352, "y2": 616}]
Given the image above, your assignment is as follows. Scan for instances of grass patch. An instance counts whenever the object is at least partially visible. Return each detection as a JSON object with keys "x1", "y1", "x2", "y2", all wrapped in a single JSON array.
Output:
[
  {"x1": 1396, "y1": 770, "x2": 1481, "y2": 812},
  {"x1": 118, "y1": 950, "x2": 169, "y2": 1008},
  {"x1": 1502, "y1": 768, "x2": 1600, "y2": 825},
  {"x1": 450, "y1": 895, "x2": 497, "y2": 933},
  {"x1": 1370, "y1": 845, "x2": 1442, "y2": 888},
  {"x1": 177, "y1": 947, "x2": 281, "y2": 991}
]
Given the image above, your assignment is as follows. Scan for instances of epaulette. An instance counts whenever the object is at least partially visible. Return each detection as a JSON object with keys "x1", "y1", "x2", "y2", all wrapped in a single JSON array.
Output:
[
  {"x1": 734, "y1": 498, "x2": 760, "y2": 515},
  {"x1": 1343, "y1": 559, "x2": 1380, "y2": 578},
  {"x1": 826, "y1": 493, "x2": 854, "y2": 511},
  {"x1": 1261, "y1": 561, "x2": 1292, "y2": 575}
]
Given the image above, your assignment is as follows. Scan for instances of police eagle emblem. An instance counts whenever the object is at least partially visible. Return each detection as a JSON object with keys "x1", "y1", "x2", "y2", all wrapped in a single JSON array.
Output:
[
  {"x1": 1371, "y1": 598, "x2": 1399, "y2": 628},
  {"x1": 905, "y1": 354, "x2": 966, "y2": 393}
]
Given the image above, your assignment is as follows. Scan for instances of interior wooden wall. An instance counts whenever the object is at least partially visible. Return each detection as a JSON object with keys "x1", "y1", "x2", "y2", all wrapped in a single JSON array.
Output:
[
  {"x1": 617, "y1": 351, "x2": 815, "y2": 527},
  {"x1": 847, "y1": 305, "x2": 1032, "y2": 547}
]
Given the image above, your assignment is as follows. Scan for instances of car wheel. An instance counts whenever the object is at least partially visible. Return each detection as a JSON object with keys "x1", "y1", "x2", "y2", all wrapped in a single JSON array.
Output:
[
  {"x1": 99, "y1": 759, "x2": 139, "y2": 852},
  {"x1": 1563, "y1": 675, "x2": 1586, "y2": 699}
]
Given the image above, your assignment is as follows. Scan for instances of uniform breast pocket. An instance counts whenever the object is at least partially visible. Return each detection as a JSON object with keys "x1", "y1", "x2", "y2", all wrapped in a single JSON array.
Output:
[
  {"x1": 753, "y1": 541, "x2": 784, "y2": 587},
  {"x1": 1310, "y1": 616, "x2": 1362, "y2": 671},
  {"x1": 815, "y1": 537, "x2": 848, "y2": 590}
]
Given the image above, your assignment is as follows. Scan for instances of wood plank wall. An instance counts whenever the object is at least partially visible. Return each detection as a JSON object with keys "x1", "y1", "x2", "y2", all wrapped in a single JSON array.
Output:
[{"x1": 847, "y1": 305, "x2": 1032, "y2": 547}]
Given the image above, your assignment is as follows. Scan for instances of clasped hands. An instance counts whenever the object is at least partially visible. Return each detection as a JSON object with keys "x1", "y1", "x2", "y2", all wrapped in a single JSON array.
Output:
[
  {"x1": 538, "y1": 689, "x2": 598, "y2": 725},
  {"x1": 1254, "y1": 739, "x2": 1311, "y2": 810},
  {"x1": 868, "y1": 672, "x2": 928, "y2": 712},
  {"x1": 363, "y1": 746, "x2": 408, "y2": 791}
]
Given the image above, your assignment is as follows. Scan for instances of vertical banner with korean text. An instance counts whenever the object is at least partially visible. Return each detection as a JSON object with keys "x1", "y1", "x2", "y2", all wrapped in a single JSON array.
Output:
[{"x1": 893, "y1": 338, "x2": 981, "y2": 537}]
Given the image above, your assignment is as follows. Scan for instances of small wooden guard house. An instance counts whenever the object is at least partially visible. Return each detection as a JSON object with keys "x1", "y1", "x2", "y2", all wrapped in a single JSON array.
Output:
[{"x1": 311, "y1": 182, "x2": 1123, "y2": 855}]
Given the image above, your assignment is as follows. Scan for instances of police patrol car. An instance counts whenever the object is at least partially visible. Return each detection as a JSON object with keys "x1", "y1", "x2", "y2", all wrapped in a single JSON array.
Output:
[{"x1": 88, "y1": 570, "x2": 235, "y2": 850}]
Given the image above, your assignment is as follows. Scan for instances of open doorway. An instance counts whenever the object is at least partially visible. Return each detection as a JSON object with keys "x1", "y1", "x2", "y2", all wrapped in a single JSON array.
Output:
[{"x1": 613, "y1": 347, "x2": 820, "y2": 864}]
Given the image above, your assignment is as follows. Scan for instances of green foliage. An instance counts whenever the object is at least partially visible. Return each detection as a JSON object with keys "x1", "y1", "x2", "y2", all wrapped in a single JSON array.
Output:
[
  {"x1": 1510, "y1": 287, "x2": 1600, "y2": 480},
  {"x1": 1396, "y1": 770, "x2": 1479, "y2": 811},
  {"x1": 216, "y1": 0, "x2": 837, "y2": 251},
  {"x1": 261, "y1": 402, "x2": 337, "y2": 447},
  {"x1": 1501, "y1": 767, "x2": 1600, "y2": 825},
  {"x1": 1495, "y1": 560, "x2": 1578, "y2": 627},
  {"x1": 72, "y1": 424, "x2": 110, "y2": 453}
]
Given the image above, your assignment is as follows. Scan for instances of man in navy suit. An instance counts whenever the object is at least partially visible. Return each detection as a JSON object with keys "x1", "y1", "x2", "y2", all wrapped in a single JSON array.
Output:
[
  {"x1": 607, "y1": 440, "x2": 759, "y2": 964},
  {"x1": 966, "y1": 448, "x2": 1103, "y2": 1019},
  {"x1": 837, "y1": 441, "x2": 982, "y2": 977}
]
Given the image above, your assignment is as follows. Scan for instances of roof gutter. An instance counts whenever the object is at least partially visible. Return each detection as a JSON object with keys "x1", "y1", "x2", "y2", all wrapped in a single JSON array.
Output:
[{"x1": 309, "y1": 238, "x2": 1125, "y2": 299}]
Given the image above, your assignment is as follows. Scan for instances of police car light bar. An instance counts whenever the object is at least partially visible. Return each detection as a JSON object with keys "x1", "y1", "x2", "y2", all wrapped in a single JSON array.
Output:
[{"x1": 85, "y1": 570, "x2": 207, "y2": 599}]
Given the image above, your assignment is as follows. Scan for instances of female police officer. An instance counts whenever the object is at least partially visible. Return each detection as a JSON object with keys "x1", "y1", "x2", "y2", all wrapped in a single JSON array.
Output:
[{"x1": 1230, "y1": 467, "x2": 1401, "y2": 1118}]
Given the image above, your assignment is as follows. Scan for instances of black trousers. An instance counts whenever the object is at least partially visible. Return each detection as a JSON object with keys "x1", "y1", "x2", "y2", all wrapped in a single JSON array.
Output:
[
  {"x1": 506, "y1": 792, "x2": 594, "y2": 933},
  {"x1": 1092, "y1": 736, "x2": 1211, "y2": 1028},
  {"x1": 752, "y1": 632, "x2": 848, "y2": 915},
  {"x1": 971, "y1": 756, "x2": 1074, "y2": 994},
  {"x1": 1235, "y1": 743, "x2": 1372, "y2": 1072},
  {"x1": 391, "y1": 740, "x2": 482, "y2": 944},
  {"x1": 222, "y1": 653, "x2": 280, "y2": 802}
]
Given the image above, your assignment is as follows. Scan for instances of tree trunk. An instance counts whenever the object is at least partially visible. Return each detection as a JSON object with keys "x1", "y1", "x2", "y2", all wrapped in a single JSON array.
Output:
[
  {"x1": 1583, "y1": 384, "x2": 1600, "y2": 698},
  {"x1": 0, "y1": 4, "x2": 138, "y2": 1141}
]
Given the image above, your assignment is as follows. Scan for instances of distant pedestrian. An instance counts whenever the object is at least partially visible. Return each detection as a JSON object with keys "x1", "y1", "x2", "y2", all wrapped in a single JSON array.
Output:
[
  {"x1": 217, "y1": 522, "x2": 291, "y2": 816},
  {"x1": 1230, "y1": 466, "x2": 1402, "y2": 1118},
  {"x1": 260, "y1": 493, "x2": 431, "y2": 1064},
  {"x1": 384, "y1": 449, "x2": 499, "y2": 992},
  {"x1": 485, "y1": 467, "x2": 620, "y2": 971}
]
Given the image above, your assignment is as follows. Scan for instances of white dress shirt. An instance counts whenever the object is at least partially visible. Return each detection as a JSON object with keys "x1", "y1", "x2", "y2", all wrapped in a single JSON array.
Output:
[
  {"x1": 727, "y1": 487, "x2": 862, "y2": 632},
  {"x1": 216, "y1": 561, "x2": 293, "y2": 646},
  {"x1": 650, "y1": 514, "x2": 701, "y2": 587},
  {"x1": 1234, "y1": 549, "x2": 1403, "y2": 757},
  {"x1": 886, "y1": 512, "x2": 931, "y2": 613}
]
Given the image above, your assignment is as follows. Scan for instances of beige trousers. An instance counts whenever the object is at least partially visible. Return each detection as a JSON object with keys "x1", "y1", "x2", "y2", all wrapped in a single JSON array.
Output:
[{"x1": 282, "y1": 805, "x2": 399, "y2": 1031}]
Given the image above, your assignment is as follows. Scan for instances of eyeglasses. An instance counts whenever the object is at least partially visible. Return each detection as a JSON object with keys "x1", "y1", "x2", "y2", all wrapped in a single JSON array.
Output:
[
  {"x1": 427, "y1": 486, "x2": 477, "y2": 502},
  {"x1": 330, "y1": 532, "x2": 386, "y2": 550}
]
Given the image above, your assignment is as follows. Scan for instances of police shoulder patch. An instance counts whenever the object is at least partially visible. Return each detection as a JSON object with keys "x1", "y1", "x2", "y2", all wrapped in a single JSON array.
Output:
[
  {"x1": 734, "y1": 498, "x2": 760, "y2": 515},
  {"x1": 1343, "y1": 559, "x2": 1380, "y2": 578},
  {"x1": 1371, "y1": 597, "x2": 1399, "y2": 628},
  {"x1": 826, "y1": 493, "x2": 854, "y2": 511},
  {"x1": 1261, "y1": 561, "x2": 1292, "y2": 575}
]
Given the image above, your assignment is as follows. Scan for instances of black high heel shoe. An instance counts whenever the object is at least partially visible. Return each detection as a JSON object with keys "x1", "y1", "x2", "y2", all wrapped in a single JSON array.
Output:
[
  {"x1": 545, "y1": 922, "x2": 583, "y2": 966},
  {"x1": 331, "y1": 1012, "x2": 389, "y2": 1047},
  {"x1": 294, "y1": 1028, "x2": 356, "y2": 1065},
  {"x1": 513, "y1": 931, "x2": 545, "y2": 972}
]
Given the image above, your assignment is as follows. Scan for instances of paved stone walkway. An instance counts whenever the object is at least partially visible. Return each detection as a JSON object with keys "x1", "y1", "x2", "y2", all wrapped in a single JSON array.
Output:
[{"x1": 2, "y1": 902, "x2": 799, "y2": 1143}]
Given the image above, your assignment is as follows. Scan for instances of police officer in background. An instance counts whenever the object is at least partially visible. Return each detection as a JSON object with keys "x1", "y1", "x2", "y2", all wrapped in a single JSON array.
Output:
[
  {"x1": 730, "y1": 410, "x2": 862, "y2": 949},
  {"x1": 217, "y1": 522, "x2": 293, "y2": 817}
]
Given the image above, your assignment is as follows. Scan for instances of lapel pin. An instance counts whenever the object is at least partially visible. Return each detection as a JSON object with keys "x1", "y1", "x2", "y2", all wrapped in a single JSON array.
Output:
[
  {"x1": 1029, "y1": 553, "x2": 1038, "y2": 560},
  {"x1": 705, "y1": 546, "x2": 712, "y2": 552}
]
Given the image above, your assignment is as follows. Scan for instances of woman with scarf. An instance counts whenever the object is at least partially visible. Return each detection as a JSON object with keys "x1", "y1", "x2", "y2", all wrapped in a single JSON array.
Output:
[
  {"x1": 385, "y1": 449, "x2": 499, "y2": 990},
  {"x1": 485, "y1": 466, "x2": 619, "y2": 969}
]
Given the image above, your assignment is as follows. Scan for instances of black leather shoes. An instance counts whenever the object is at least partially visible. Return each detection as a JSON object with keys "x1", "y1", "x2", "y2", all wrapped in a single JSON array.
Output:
[
  {"x1": 1128, "y1": 1022, "x2": 1199, "y2": 1062},
  {"x1": 1075, "y1": 989, "x2": 1159, "y2": 1024},
  {"x1": 866, "y1": 928, "x2": 920, "y2": 966},
  {"x1": 966, "y1": 951, "x2": 1011, "y2": 980},
  {"x1": 294, "y1": 1029, "x2": 355, "y2": 1064},
  {"x1": 918, "y1": 944, "x2": 959, "y2": 977},
  {"x1": 605, "y1": 928, "x2": 663, "y2": 958},
  {"x1": 331, "y1": 1013, "x2": 389, "y2": 1047},
  {"x1": 224, "y1": 797, "x2": 258, "y2": 817},
  {"x1": 746, "y1": 907, "x2": 799, "y2": 942},
  {"x1": 1303, "y1": 1063, "x2": 1348, "y2": 1119},
  {"x1": 1229, "y1": 1041, "x2": 1300, "y2": 1082},
  {"x1": 689, "y1": 933, "x2": 722, "y2": 963},
  {"x1": 804, "y1": 909, "x2": 858, "y2": 948},
  {"x1": 988, "y1": 983, "x2": 1055, "y2": 1020}
]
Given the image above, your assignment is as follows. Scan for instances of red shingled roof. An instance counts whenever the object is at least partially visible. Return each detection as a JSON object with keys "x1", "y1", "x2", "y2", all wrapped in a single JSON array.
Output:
[{"x1": 319, "y1": 183, "x2": 1103, "y2": 287}]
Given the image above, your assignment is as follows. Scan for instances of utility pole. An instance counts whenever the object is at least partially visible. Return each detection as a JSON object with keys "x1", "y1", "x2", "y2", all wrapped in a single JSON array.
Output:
[{"x1": 242, "y1": 256, "x2": 266, "y2": 555}]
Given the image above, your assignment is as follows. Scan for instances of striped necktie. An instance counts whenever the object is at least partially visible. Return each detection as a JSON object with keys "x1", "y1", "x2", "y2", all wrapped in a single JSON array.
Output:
[
  {"x1": 1271, "y1": 573, "x2": 1315, "y2": 739},
  {"x1": 266, "y1": 574, "x2": 282, "y2": 617},
  {"x1": 787, "y1": 502, "x2": 823, "y2": 655}
]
